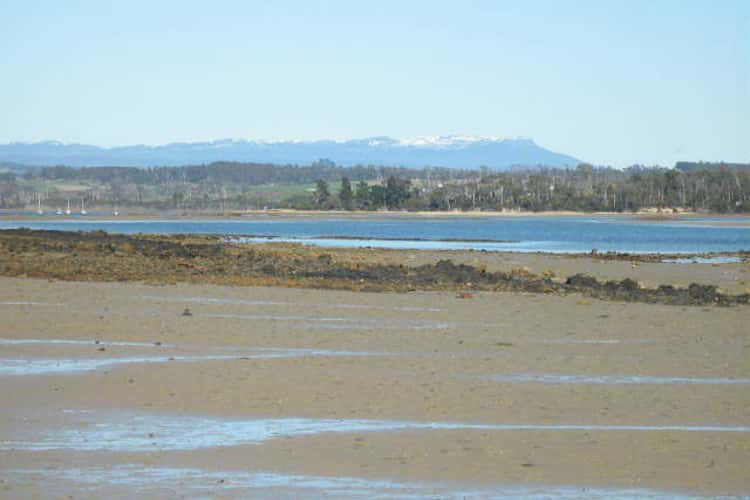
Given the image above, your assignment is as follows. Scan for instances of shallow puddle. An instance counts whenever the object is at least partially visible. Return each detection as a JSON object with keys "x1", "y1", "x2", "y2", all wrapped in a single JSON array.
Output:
[
  {"x1": 2, "y1": 413, "x2": 747, "y2": 453},
  {"x1": 3, "y1": 465, "x2": 729, "y2": 499},
  {"x1": 199, "y1": 312, "x2": 459, "y2": 331},
  {"x1": 661, "y1": 256, "x2": 743, "y2": 264},
  {"x1": 490, "y1": 373, "x2": 750, "y2": 385},
  {"x1": 0, "y1": 348, "x2": 383, "y2": 376},
  {"x1": 143, "y1": 294, "x2": 443, "y2": 312},
  {"x1": 0, "y1": 355, "x2": 234, "y2": 376}
]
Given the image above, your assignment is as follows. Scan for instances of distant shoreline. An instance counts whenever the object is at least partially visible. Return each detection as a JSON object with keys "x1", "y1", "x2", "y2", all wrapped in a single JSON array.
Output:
[
  {"x1": 2, "y1": 208, "x2": 750, "y2": 226},
  {"x1": 3, "y1": 207, "x2": 750, "y2": 217}
]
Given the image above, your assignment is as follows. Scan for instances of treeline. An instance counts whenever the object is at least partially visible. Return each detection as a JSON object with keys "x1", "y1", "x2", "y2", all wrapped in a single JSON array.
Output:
[
  {"x1": 25, "y1": 161, "x2": 470, "y2": 186},
  {"x1": 417, "y1": 165, "x2": 750, "y2": 212},
  {"x1": 675, "y1": 162, "x2": 750, "y2": 172},
  {"x1": 2, "y1": 161, "x2": 750, "y2": 213},
  {"x1": 294, "y1": 165, "x2": 750, "y2": 213},
  {"x1": 0, "y1": 160, "x2": 473, "y2": 210}
]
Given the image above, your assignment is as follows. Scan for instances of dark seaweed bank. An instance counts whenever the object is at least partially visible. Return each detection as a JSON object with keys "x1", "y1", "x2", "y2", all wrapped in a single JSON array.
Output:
[
  {"x1": 582, "y1": 249, "x2": 750, "y2": 263},
  {"x1": 1, "y1": 228, "x2": 747, "y2": 307}
]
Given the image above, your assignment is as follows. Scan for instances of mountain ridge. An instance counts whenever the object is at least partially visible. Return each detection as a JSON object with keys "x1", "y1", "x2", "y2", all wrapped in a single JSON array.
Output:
[{"x1": 0, "y1": 136, "x2": 581, "y2": 169}]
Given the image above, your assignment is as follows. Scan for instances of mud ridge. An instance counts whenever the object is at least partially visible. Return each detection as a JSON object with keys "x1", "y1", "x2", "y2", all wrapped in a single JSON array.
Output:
[{"x1": 1, "y1": 228, "x2": 747, "y2": 306}]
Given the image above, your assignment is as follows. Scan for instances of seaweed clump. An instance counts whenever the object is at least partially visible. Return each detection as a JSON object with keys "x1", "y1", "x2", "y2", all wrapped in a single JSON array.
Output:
[{"x1": 0, "y1": 228, "x2": 747, "y2": 307}]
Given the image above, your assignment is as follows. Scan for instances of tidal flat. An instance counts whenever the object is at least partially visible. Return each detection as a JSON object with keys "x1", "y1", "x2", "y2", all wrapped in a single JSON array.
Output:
[
  {"x1": 0, "y1": 271, "x2": 749, "y2": 498},
  {"x1": 0, "y1": 228, "x2": 748, "y2": 498}
]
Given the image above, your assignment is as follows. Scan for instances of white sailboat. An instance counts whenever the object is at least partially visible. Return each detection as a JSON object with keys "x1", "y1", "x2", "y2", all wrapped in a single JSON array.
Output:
[
  {"x1": 55, "y1": 207, "x2": 63, "y2": 215},
  {"x1": 113, "y1": 206, "x2": 119, "y2": 216},
  {"x1": 80, "y1": 198, "x2": 87, "y2": 215},
  {"x1": 37, "y1": 196, "x2": 43, "y2": 215},
  {"x1": 65, "y1": 199, "x2": 71, "y2": 215}
]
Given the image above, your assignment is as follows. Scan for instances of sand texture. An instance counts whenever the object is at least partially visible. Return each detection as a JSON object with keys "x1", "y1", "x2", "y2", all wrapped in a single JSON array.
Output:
[{"x1": 1, "y1": 274, "x2": 749, "y2": 498}]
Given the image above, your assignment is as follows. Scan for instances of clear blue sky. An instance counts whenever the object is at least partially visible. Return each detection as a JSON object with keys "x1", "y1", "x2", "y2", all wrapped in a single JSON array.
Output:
[{"x1": 1, "y1": 0, "x2": 747, "y2": 167}]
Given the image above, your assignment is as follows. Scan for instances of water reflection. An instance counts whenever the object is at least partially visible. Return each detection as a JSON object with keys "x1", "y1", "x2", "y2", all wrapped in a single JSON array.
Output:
[{"x1": 3, "y1": 412, "x2": 747, "y2": 453}]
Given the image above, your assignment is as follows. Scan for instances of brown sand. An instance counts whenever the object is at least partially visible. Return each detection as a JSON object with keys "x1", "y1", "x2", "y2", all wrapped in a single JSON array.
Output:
[{"x1": 0, "y1": 276, "x2": 748, "y2": 497}]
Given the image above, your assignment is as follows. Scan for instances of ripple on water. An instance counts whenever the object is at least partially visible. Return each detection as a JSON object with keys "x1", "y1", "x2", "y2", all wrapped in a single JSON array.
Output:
[
  {"x1": 0, "y1": 356, "x2": 232, "y2": 376},
  {"x1": 143, "y1": 294, "x2": 443, "y2": 312},
  {"x1": 0, "y1": 348, "x2": 384, "y2": 376},
  {"x1": 661, "y1": 256, "x2": 743, "y2": 264},
  {"x1": 2, "y1": 413, "x2": 748, "y2": 453},
  {"x1": 3, "y1": 465, "x2": 734, "y2": 499},
  {"x1": 199, "y1": 312, "x2": 460, "y2": 331}
]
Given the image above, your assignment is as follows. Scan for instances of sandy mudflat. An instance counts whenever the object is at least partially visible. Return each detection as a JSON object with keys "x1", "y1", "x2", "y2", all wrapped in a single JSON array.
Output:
[{"x1": 0, "y1": 276, "x2": 749, "y2": 498}]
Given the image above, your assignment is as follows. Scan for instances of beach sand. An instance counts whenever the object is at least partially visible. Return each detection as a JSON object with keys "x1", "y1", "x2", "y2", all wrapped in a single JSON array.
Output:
[{"x1": 1, "y1": 275, "x2": 748, "y2": 498}]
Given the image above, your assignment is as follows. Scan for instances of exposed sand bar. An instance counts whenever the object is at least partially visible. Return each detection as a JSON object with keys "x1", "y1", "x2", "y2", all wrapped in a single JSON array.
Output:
[{"x1": 1, "y1": 277, "x2": 749, "y2": 498}]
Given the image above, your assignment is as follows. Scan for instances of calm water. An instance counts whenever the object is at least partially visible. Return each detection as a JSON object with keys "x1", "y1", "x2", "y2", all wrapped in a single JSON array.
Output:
[
  {"x1": 3, "y1": 411, "x2": 748, "y2": 453},
  {"x1": 1, "y1": 216, "x2": 748, "y2": 254}
]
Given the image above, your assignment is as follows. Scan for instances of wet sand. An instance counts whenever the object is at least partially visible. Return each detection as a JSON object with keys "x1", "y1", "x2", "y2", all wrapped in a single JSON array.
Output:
[{"x1": 1, "y1": 276, "x2": 749, "y2": 498}]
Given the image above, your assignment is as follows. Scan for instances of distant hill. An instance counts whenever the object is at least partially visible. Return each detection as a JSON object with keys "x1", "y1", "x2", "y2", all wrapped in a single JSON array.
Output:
[{"x1": 0, "y1": 136, "x2": 580, "y2": 169}]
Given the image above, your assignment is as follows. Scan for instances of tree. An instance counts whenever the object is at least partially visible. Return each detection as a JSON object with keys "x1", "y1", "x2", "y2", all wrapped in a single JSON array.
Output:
[
  {"x1": 339, "y1": 177, "x2": 353, "y2": 210},
  {"x1": 354, "y1": 181, "x2": 370, "y2": 209},
  {"x1": 369, "y1": 184, "x2": 387, "y2": 208},
  {"x1": 314, "y1": 179, "x2": 330, "y2": 207},
  {"x1": 384, "y1": 176, "x2": 411, "y2": 208}
]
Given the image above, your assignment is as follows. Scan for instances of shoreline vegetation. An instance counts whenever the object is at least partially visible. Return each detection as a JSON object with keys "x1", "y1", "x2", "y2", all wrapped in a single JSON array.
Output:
[
  {"x1": 1, "y1": 228, "x2": 748, "y2": 306},
  {"x1": 2, "y1": 161, "x2": 749, "y2": 215}
]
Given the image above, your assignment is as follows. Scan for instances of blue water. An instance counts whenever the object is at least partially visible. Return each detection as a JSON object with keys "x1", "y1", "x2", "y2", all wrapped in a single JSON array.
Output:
[
  {"x1": 3, "y1": 412, "x2": 748, "y2": 454},
  {"x1": 1, "y1": 216, "x2": 748, "y2": 254}
]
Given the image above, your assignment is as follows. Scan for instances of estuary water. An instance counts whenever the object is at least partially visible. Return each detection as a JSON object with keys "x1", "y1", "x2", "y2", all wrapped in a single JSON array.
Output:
[{"x1": 0, "y1": 216, "x2": 748, "y2": 254}]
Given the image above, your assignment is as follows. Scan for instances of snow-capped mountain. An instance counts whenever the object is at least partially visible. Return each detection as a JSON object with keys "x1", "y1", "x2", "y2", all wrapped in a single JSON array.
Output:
[{"x1": 0, "y1": 136, "x2": 580, "y2": 169}]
